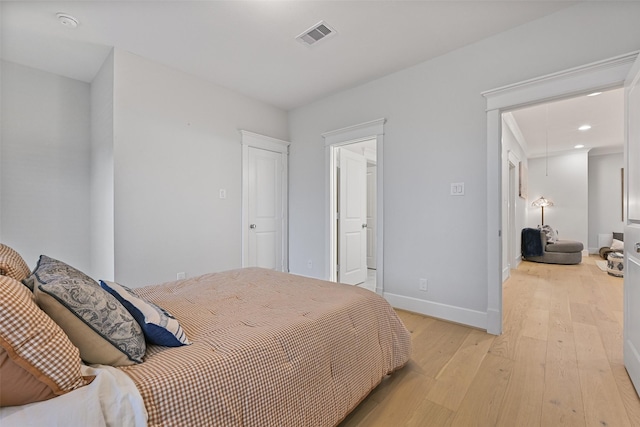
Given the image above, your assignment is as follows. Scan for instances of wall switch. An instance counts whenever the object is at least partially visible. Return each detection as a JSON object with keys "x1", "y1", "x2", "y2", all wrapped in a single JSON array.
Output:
[
  {"x1": 177, "y1": 272, "x2": 186, "y2": 280},
  {"x1": 307, "y1": 260, "x2": 313, "y2": 269},
  {"x1": 219, "y1": 189, "x2": 227, "y2": 199},
  {"x1": 450, "y1": 182, "x2": 465, "y2": 196},
  {"x1": 419, "y1": 278, "x2": 428, "y2": 291}
]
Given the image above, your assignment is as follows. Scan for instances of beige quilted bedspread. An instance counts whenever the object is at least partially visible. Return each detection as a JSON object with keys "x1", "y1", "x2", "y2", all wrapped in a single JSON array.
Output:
[{"x1": 121, "y1": 268, "x2": 411, "y2": 426}]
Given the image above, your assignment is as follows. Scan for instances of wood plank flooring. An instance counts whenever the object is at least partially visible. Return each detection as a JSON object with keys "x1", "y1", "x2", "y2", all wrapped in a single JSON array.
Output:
[{"x1": 340, "y1": 256, "x2": 640, "y2": 426}]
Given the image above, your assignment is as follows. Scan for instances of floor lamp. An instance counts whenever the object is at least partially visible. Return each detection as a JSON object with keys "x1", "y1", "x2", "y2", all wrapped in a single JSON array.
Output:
[{"x1": 531, "y1": 196, "x2": 553, "y2": 226}]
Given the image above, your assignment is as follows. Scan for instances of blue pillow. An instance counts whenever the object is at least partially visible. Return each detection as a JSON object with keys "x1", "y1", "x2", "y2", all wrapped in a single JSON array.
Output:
[{"x1": 100, "y1": 280, "x2": 190, "y2": 347}]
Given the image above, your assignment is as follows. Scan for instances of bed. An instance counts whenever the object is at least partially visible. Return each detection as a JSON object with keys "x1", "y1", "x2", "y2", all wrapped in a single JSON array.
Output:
[{"x1": 0, "y1": 245, "x2": 411, "y2": 426}]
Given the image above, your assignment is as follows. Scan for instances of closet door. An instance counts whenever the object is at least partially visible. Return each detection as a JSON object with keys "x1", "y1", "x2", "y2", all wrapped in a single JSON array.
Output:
[
  {"x1": 247, "y1": 146, "x2": 282, "y2": 270},
  {"x1": 241, "y1": 131, "x2": 289, "y2": 272}
]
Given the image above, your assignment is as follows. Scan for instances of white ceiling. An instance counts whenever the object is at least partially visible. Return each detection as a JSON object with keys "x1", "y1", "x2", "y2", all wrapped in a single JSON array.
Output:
[
  {"x1": 509, "y1": 87, "x2": 624, "y2": 158},
  {"x1": 1, "y1": 1, "x2": 577, "y2": 111}
]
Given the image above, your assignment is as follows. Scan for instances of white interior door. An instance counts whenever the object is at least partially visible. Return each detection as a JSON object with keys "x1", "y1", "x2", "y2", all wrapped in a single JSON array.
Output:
[
  {"x1": 624, "y1": 53, "x2": 640, "y2": 394},
  {"x1": 338, "y1": 148, "x2": 367, "y2": 285},
  {"x1": 247, "y1": 147, "x2": 282, "y2": 270},
  {"x1": 367, "y1": 165, "x2": 377, "y2": 269}
]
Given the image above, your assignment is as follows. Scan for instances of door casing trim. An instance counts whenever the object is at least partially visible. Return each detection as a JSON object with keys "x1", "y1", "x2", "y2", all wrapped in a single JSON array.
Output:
[{"x1": 323, "y1": 119, "x2": 386, "y2": 294}]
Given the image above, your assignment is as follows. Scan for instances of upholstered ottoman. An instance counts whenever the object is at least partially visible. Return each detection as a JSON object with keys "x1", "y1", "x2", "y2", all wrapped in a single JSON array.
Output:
[{"x1": 607, "y1": 252, "x2": 624, "y2": 277}]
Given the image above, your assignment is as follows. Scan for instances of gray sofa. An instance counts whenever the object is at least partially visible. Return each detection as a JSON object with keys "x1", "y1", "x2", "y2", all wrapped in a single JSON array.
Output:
[{"x1": 522, "y1": 228, "x2": 583, "y2": 265}]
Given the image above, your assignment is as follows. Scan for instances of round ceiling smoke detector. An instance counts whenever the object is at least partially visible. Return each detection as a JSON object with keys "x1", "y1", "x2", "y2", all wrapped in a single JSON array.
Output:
[{"x1": 56, "y1": 13, "x2": 79, "y2": 28}]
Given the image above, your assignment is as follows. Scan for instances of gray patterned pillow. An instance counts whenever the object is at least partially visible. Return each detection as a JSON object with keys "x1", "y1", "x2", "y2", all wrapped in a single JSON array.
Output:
[
  {"x1": 540, "y1": 225, "x2": 557, "y2": 243},
  {"x1": 29, "y1": 255, "x2": 146, "y2": 366}
]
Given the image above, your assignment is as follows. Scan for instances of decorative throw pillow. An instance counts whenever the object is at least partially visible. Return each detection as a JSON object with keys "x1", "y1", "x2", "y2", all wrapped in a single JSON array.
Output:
[
  {"x1": 0, "y1": 275, "x2": 92, "y2": 407},
  {"x1": 611, "y1": 239, "x2": 624, "y2": 251},
  {"x1": 101, "y1": 280, "x2": 191, "y2": 347},
  {"x1": 30, "y1": 255, "x2": 146, "y2": 366},
  {"x1": 0, "y1": 243, "x2": 31, "y2": 282},
  {"x1": 540, "y1": 225, "x2": 557, "y2": 243}
]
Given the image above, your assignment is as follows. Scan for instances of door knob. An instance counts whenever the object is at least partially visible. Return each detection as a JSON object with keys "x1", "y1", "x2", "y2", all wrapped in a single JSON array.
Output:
[
  {"x1": 250, "y1": 224, "x2": 257, "y2": 229},
  {"x1": 362, "y1": 223, "x2": 368, "y2": 229}
]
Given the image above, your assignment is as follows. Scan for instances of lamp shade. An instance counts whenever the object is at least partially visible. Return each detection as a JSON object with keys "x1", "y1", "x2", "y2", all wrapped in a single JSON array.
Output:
[{"x1": 531, "y1": 196, "x2": 554, "y2": 208}]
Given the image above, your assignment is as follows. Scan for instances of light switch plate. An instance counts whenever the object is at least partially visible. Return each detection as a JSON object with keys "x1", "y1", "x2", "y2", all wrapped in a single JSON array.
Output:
[{"x1": 450, "y1": 182, "x2": 465, "y2": 196}]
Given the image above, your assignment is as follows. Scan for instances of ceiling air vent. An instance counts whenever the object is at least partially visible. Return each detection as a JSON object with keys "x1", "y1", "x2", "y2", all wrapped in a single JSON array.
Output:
[{"x1": 296, "y1": 21, "x2": 336, "y2": 46}]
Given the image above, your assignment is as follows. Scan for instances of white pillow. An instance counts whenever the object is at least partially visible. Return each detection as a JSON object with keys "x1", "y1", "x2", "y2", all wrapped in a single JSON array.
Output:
[
  {"x1": 611, "y1": 239, "x2": 624, "y2": 251},
  {"x1": 100, "y1": 280, "x2": 190, "y2": 347},
  {"x1": 540, "y1": 225, "x2": 557, "y2": 243}
]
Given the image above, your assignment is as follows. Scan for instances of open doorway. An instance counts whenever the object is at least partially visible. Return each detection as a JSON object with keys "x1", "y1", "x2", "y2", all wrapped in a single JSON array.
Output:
[
  {"x1": 323, "y1": 118, "x2": 385, "y2": 295},
  {"x1": 483, "y1": 52, "x2": 636, "y2": 335},
  {"x1": 333, "y1": 140, "x2": 377, "y2": 291},
  {"x1": 501, "y1": 87, "x2": 624, "y2": 284}
]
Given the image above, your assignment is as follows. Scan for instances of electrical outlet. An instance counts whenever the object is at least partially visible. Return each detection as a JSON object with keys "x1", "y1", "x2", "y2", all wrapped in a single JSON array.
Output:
[
  {"x1": 419, "y1": 278, "x2": 428, "y2": 291},
  {"x1": 219, "y1": 189, "x2": 227, "y2": 199},
  {"x1": 177, "y1": 272, "x2": 186, "y2": 280}
]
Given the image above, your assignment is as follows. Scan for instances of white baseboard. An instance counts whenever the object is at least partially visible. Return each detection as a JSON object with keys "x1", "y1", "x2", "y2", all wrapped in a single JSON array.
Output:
[
  {"x1": 582, "y1": 249, "x2": 590, "y2": 256},
  {"x1": 486, "y1": 309, "x2": 501, "y2": 335},
  {"x1": 502, "y1": 256, "x2": 522, "y2": 282},
  {"x1": 383, "y1": 292, "x2": 487, "y2": 331}
]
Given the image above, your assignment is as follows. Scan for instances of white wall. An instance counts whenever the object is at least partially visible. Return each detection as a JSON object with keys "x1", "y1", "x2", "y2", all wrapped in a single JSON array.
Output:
[
  {"x1": 90, "y1": 51, "x2": 115, "y2": 280},
  {"x1": 527, "y1": 152, "x2": 589, "y2": 247},
  {"x1": 112, "y1": 50, "x2": 288, "y2": 287},
  {"x1": 588, "y1": 152, "x2": 625, "y2": 252},
  {"x1": 287, "y1": 2, "x2": 640, "y2": 328},
  {"x1": 0, "y1": 60, "x2": 91, "y2": 271}
]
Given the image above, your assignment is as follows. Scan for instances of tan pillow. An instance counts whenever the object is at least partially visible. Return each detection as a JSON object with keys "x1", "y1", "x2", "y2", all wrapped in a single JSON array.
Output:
[
  {"x1": 0, "y1": 275, "x2": 92, "y2": 407},
  {"x1": 0, "y1": 348, "x2": 56, "y2": 406},
  {"x1": 0, "y1": 244, "x2": 31, "y2": 282}
]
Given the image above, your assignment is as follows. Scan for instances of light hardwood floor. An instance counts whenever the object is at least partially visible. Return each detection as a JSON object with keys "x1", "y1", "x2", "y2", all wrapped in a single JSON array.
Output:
[{"x1": 340, "y1": 255, "x2": 640, "y2": 426}]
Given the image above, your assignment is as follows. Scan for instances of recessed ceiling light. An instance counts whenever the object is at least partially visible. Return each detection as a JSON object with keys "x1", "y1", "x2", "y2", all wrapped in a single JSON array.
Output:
[
  {"x1": 578, "y1": 125, "x2": 591, "y2": 131},
  {"x1": 56, "y1": 13, "x2": 79, "y2": 29},
  {"x1": 574, "y1": 144, "x2": 585, "y2": 149},
  {"x1": 587, "y1": 92, "x2": 602, "y2": 97}
]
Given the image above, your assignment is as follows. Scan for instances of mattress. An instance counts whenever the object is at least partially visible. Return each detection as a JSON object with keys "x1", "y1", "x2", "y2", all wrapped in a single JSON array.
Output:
[{"x1": 121, "y1": 267, "x2": 411, "y2": 426}]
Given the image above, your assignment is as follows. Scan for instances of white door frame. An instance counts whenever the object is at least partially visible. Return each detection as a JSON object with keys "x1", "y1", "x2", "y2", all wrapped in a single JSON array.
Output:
[
  {"x1": 482, "y1": 52, "x2": 638, "y2": 335},
  {"x1": 322, "y1": 118, "x2": 386, "y2": 294},
  {"x1": 240, "y1": 130, "x2": 290, "y2": 271},
  {"x1": 367, "y1": 163, "x2": 377, "y2": 269},
  {"x1": 507, "y1": 152, "x2": 518, "y2": 275}
]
